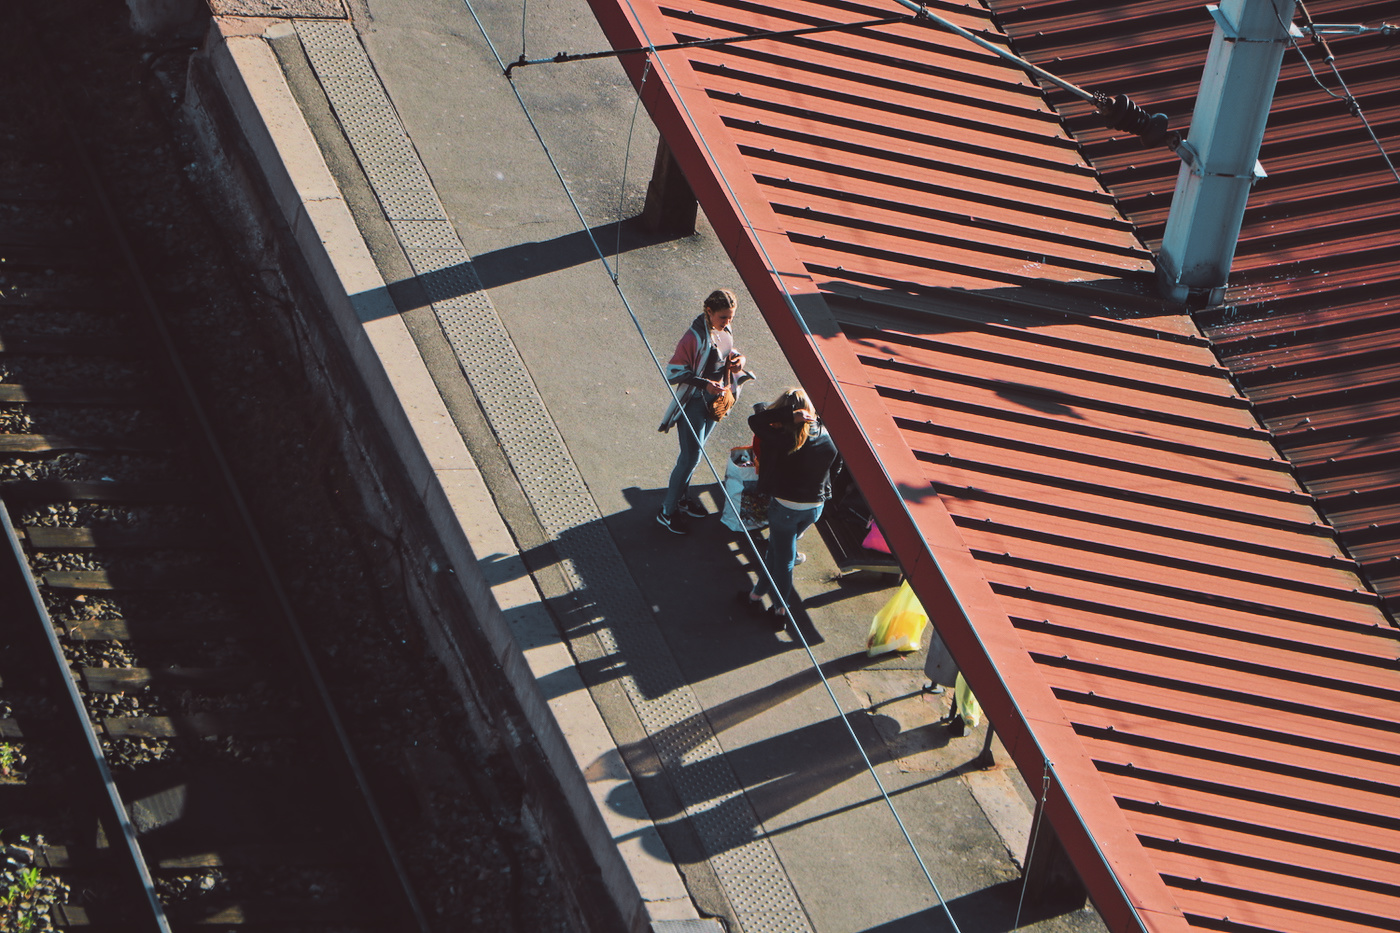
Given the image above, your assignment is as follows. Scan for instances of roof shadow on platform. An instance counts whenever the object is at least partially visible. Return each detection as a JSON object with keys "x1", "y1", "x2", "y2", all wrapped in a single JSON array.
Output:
[
  {"x1": 359, "y1": 217, "x2": 690, "y2": 321},
  {"x1": 469, "y1": 217, "x2": 686, "y2": 291}
]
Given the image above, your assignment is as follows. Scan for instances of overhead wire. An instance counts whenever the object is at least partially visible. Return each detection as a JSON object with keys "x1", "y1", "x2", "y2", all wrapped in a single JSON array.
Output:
[
  {"x1": 602, "y1": 0, "x2": 1170, "y2": 924},
  {"x1": 464, "y1": 1, "x2": 1397, "y2": 929},
  {"x1": 1013, "y1": 764, "x2": 1054, "y2": 931},
  {"x1": 460, "y1": 0, "x2": 969, "y2": 927},
  {"x1": 599, "y1": 7, "x2": 1008, "y2": 928},
  {"x1": 562, "y1": 1, "x2": 1152, "y2": 930},
  {"x1": 615, "y1": 58, "x2": 651, "y2": 278},
  {"x1": 1280, "y1": 1, "x2": 1400, "y2": 186}
]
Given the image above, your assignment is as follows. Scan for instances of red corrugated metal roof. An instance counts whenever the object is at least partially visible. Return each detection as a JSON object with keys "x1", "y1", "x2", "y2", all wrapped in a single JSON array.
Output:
[
  {"x1": 580, "y1": 0, "x2": 1400, "y2": 929},
  {"x1": 987, "y1": 0, "x2": 1400, "y2": 618}
]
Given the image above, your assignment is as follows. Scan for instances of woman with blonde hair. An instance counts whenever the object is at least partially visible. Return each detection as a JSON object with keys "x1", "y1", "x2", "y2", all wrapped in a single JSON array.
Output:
[{"x1": 739, "y1": 388, "x2": 838, "y2": 628}]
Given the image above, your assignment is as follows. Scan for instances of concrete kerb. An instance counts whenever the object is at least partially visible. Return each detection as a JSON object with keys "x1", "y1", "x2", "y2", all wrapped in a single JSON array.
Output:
[{"x1": 205, "y1": 19, "x2": 700, "y2": 931}]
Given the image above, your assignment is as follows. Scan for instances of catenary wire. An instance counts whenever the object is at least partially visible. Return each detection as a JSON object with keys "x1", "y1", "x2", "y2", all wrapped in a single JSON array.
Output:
[
  {"x1": 464, "y1": 0, "x2": 894, "y2": 753},
  {"x1": 1013, "y1": 764, "x2": 1054, "y2": 930},
  {"x1": 457, "y1": 0, "x2": 969, "y2": 926},
  {"x1": 593, "y1": 0, "x2": 1151, "y2": 929},
  {"x1": 615, "y1": 59, "x2": 651, "y2": 278},
  {"x1": 1279, "y1": 2, "x2": 1400, "y2": 186},
  {"x1": 598, "y1": 8, "x2": 976, "y2": 926}
]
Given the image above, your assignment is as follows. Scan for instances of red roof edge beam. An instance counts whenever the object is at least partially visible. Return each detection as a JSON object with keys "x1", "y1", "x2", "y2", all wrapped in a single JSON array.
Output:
[{"x1": 582, "y1": 1, "x2": 1192, "y2": 930}]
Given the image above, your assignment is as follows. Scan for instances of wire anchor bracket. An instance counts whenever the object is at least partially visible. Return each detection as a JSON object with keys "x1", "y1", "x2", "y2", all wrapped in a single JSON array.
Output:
[{"x1": 504, "y1": 12, "x2": 915, "y2": 76}]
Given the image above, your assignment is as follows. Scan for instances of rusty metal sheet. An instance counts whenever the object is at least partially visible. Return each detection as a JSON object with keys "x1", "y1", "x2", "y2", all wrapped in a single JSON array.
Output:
[
  {"x1": 1063, "y1": 696, "x2": 1400, "y2": 782},
  {"x1": 1041, "y1": 659, "x2": 1400, "y2": 729},
  {"x1": 1016, "y1": 628, "x2": 1399, "y2": 720},
  {"x1": 1145, "y1": 846, "x2": 1400, "y2": 921},
  {"x1": 1129, "y1": 810, "x2": 1400, "y2": 889},
  {"x1": 989, "y1": 0, "x2": 1400, "y2": 620},
  {"x1": 1017, "y1": 599, "x2": 1400, "y2": 684},
  {"x1": 583, "y1": 0, "x2": 1400, "y2": 927},
  {"x1": 1171, "y1": 889, "x2": 1397, "y2": 933},
  {"x1": 1097, "y1": 771, "x2": 1400, "y2": 856}
]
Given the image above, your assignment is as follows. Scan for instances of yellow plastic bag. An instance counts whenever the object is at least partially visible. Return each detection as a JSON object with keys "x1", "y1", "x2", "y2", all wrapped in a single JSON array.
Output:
[{"x1": 867, "y1": 581, "x2": 928, "y2": 656}]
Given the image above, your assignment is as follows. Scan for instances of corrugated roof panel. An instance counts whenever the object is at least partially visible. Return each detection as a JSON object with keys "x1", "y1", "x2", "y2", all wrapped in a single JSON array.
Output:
[
  {"x1": 582, "y1": 0, "x2": 1400, "y2": 927},
  {"x1": 987, "y1": 0, "x2": 1400, "y2": 618}
]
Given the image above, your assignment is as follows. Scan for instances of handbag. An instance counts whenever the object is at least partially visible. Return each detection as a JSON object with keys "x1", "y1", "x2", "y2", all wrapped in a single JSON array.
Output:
[{"x1": 707, "y1": 371, "x2": 735, "y2": 421}]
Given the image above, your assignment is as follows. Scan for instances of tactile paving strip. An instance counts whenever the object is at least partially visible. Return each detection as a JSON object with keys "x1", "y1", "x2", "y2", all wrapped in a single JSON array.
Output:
[
  {"x1": 292, "y1": 20, "x2": 813, "y2": 933},
  {"x1": 296, "y1": 21, "x2": 446, "y2": 221}
]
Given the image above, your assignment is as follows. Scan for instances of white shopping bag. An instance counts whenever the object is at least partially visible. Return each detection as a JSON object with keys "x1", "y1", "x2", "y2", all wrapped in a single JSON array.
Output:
[{"x1": 720, "y1": 446, "x2": 767, "y2": 532}]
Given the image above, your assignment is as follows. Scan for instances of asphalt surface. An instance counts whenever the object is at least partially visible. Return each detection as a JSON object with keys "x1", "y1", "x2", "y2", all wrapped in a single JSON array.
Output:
[{"x1": 256, "y1": 0, "x2": 1115, "y2": 929}]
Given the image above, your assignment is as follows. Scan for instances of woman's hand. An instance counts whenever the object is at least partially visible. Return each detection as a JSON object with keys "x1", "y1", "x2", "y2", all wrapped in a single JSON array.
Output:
[
  {"x1": 704, "y1": 379, "x2": 727, "y2": 395},
  {"x1": 793, "y1": 409, "x2": 816, "y2": 424},
  {"x1": 726, "y1": 352, "x2": 746, "y2": 373}
]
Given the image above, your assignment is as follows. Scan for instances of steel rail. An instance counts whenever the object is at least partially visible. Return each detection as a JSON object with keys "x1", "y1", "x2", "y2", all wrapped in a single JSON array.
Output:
[
  {"x1": 0, "y1": 502, "x2": 170, "y2": 931},
  {"x1": 20, "y1": 11, "x2": 431, "y2": 931}
]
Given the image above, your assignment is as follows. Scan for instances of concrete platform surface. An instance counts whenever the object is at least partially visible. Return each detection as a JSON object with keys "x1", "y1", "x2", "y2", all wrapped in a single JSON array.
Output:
[{"x1": 198, "y1": 3, "x2": 1111, "y2": 932}]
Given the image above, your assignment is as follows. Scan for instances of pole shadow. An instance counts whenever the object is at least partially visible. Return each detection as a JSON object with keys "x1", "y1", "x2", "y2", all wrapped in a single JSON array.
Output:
[{"x1": 353, "y1": 216, "x2": 688, "y2": 321}]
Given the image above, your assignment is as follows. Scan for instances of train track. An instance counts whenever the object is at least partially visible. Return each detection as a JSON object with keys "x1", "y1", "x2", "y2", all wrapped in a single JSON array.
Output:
[{"x1": 0, "y1": 9, "x2": 427, "y2": 931}]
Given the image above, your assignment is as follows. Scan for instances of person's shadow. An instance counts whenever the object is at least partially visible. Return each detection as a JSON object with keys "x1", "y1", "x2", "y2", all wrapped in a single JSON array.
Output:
[{"x1": 594, "y1": 652, "x2": 955, "y2": 863}]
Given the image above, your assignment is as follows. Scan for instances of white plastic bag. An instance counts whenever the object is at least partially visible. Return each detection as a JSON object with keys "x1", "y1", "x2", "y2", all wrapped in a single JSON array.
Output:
[{"x1": 720, "y1": 446, "x2": 767, "y2": 532}]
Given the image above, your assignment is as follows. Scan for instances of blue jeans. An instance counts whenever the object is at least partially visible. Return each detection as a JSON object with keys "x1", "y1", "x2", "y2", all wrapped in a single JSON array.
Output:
[
  {"x1": 752, "y1": 500, "x2": 823, "y2": 608},
  {"x1": 662, "y1": 394, "x2": 716, "y2": 516}
]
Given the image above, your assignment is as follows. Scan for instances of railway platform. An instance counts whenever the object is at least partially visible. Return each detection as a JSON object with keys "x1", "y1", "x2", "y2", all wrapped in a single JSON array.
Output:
[{"x1": 192, "y1": 4, "x2": 1108, "y2": 931}]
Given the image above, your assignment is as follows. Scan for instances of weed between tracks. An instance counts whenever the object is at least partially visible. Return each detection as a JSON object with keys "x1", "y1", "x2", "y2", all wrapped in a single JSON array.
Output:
[{"x1": 0, "y1": 832, "x2": 67, "y2": 933}]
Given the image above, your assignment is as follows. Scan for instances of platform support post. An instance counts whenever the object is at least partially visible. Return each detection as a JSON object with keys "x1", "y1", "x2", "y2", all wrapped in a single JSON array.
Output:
[{"x1": 641, "y1": 138, "x2": 697, "y2": 236}]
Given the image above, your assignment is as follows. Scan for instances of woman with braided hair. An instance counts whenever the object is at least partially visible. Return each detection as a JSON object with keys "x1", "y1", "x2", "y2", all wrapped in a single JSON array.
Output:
[{"x1": 656, "y1": 288, "x2": 749, "y2": 534}]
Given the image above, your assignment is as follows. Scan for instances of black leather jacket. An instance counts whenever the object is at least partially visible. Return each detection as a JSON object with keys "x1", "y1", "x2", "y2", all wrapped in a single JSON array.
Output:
[{"x1": 748, "y1": 404, "x2": 838, "y2": 502}]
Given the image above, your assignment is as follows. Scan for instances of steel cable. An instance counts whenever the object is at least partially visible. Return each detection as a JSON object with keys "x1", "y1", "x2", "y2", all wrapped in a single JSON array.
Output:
[
  {"x1": 545, "y1": 1, "x2": 1156, "y2": 929},
  {"x1": 625, "y1": 16, "x2": 1151, "y2": 922},
  {"x1": 1278, "y1": 2, "x2": 1400, "y2": 186},
  {"x1": 457, "y1": 1, "x2": 976, "y2": 928}
]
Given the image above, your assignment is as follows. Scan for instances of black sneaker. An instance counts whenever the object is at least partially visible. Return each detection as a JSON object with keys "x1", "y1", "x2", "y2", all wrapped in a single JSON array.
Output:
[
  {"x1": 677, "y1": 497, "x2": 708, "y2": 519},
  {"x1": 656, "y1": 509, "x2": 688, "y2": 535}
]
